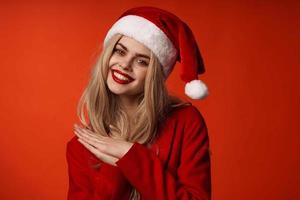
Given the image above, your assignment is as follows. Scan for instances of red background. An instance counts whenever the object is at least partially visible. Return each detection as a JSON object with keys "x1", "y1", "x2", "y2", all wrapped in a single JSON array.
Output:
[{"x1": 0, "y1": 1, "x2": 299, "y2": 199}]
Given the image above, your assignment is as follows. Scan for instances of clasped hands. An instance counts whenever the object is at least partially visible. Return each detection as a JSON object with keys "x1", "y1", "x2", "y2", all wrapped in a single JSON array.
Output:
[{"x1": 73, "y1": 124, "x2": 134, "y2": 166}]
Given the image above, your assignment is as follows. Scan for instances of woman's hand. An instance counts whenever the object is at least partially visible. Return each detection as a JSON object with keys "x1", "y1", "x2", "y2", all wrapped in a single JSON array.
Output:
[{"x1": 73, "y1": 123, "x2": 134, "y2": 166}]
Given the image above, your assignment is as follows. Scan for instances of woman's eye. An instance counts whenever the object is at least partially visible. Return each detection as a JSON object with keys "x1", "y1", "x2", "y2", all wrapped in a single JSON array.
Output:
[
  {"x1": 137, "y1": 59, "x2": 149, "y2": 66},
  {"x1": 114, "y1": 48, "x2": 125, "y2": 55}
]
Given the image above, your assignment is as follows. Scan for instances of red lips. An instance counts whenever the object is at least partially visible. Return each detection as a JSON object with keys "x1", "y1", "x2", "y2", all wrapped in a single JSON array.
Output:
[{"x1": 111, "y1": 69, "x2": 134, "y2": 84}]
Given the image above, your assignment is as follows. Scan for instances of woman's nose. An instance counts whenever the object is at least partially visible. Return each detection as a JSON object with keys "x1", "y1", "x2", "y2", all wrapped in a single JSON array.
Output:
[
  {"x1": 119, "y1": 63, "x2": 130, "y2": 70},
  {"x1": 119, "y1": 58, "x2": 133, "y2": 71}
]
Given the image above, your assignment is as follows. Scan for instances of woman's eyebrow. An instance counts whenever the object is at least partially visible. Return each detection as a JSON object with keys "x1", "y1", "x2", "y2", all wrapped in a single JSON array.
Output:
[
  {"x1": 116, "y1": 43, "x2": 150, "y2": 59},
  {"x1": 116, "y1": 43, "x2": 128, "y2": 51}
]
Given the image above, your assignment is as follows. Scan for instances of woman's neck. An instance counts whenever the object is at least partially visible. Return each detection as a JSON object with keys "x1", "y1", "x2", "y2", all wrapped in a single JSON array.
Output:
[{"x1": 117, "y1": 95, "x2": 139, "y2": 118}]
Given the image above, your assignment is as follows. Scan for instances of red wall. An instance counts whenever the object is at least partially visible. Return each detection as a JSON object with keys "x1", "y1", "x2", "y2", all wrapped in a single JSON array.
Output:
[{"x1": 0, "y1": 1, "x2": 299, "y2": 199}]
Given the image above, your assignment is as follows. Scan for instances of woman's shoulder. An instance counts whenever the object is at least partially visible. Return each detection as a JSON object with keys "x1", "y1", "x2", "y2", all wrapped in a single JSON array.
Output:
[
  {"x1": 66, "y1": 135, "x2": 87, "y2": 155},
  {"x1": 167, "y1": 103, "x2": 205, "y2": 123}
]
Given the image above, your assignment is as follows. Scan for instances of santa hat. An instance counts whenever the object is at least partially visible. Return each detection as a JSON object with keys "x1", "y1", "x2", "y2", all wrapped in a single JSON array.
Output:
[{"x1": 103, "y1": 6, "x2": 209, "y2": 99}]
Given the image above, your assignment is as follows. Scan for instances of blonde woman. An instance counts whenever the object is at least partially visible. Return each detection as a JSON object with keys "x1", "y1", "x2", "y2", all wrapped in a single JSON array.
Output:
[{"x1": 66, "y1": 6, "x2": 211, "y2": 200}]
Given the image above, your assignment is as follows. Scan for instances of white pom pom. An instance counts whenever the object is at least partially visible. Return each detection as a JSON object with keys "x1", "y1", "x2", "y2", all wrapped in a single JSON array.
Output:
[{"x1": 184, "y1": 80, "x2": 209, "y2": 99}]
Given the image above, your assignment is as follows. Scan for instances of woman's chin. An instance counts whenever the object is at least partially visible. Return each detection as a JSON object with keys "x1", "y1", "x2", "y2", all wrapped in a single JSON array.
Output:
[{"x1": 107, "y1": 85, "x2": 144, "y2": 98}]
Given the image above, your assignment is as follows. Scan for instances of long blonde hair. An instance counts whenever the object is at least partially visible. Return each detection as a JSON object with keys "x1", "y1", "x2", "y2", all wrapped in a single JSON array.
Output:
[{"x1": 76, "y1": 33, "x2": 189, "y2": 199}]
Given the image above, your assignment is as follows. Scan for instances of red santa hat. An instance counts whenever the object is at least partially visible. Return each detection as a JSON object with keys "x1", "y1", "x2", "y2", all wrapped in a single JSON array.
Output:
[{"x1": 103, "y1": 6, "x2": 209, "y2": 99}]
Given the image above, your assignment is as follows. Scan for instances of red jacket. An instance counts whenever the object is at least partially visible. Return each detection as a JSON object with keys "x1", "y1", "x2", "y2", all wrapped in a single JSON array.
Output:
[{"x1": 66, "y1": 105, "x2": 211, "y2": 199}]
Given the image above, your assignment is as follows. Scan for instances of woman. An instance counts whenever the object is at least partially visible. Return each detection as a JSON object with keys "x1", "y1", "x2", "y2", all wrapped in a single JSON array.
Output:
[{"x1": 66, "y1": 6, "x2": 211, "y2": 200}]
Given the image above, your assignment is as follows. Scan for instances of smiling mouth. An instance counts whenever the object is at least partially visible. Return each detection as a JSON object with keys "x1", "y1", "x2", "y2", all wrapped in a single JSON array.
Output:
[{"x1": 111, "y1": 69, "x2": 134, "y2": 84}]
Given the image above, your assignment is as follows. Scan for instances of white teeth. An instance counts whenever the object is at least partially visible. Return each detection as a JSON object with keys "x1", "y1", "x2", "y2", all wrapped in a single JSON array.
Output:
[{"x1": 114, "y1": 71, "x2": 129, "y2": 81}]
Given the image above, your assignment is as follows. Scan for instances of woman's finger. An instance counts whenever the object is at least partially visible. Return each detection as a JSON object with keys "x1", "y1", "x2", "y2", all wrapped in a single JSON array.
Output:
[
  {"x1": 74, "y1": 129, "x2": 121, "y2": 159},
  {"x1": 75, "y1": 129, "x2": 106, "y2": 147},
  {"x1": 74, "y1": 124, "x2": 134, "y2": 159},
  {"x1": 74, "y1": 124, "x2": 95, "y2": 135},
  {"x1": 77, "y1": 138, "x2": 118, "y2": 166},
  {"x1": 74, "y1": 126, "x2": 96, "y2": 138},
  {"x1": 78, "y1": 131, "x2": 110, "y2": 145},
  {"x1": 74, "y1": 125, "x2": 109, "y2": 141}
]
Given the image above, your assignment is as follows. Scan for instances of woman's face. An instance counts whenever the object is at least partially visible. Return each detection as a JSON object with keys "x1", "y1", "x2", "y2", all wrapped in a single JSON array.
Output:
[{"x1": 107, "y1": 36, "x2": 151, "y2": 97}]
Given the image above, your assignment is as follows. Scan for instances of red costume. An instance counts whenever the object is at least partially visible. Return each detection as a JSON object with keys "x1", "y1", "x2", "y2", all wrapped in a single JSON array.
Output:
[{"x1": 66, "y1": 105, "x2": 211, "y2": 199}]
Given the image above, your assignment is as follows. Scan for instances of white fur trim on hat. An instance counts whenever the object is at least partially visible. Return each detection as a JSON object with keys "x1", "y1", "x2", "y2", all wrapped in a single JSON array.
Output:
[
  {"x1": 185, "y1": 80, "x2": 209, "y2": 99},
  {"x1": 103, "y1": 15, "x2": 177, "y2": 77}
]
